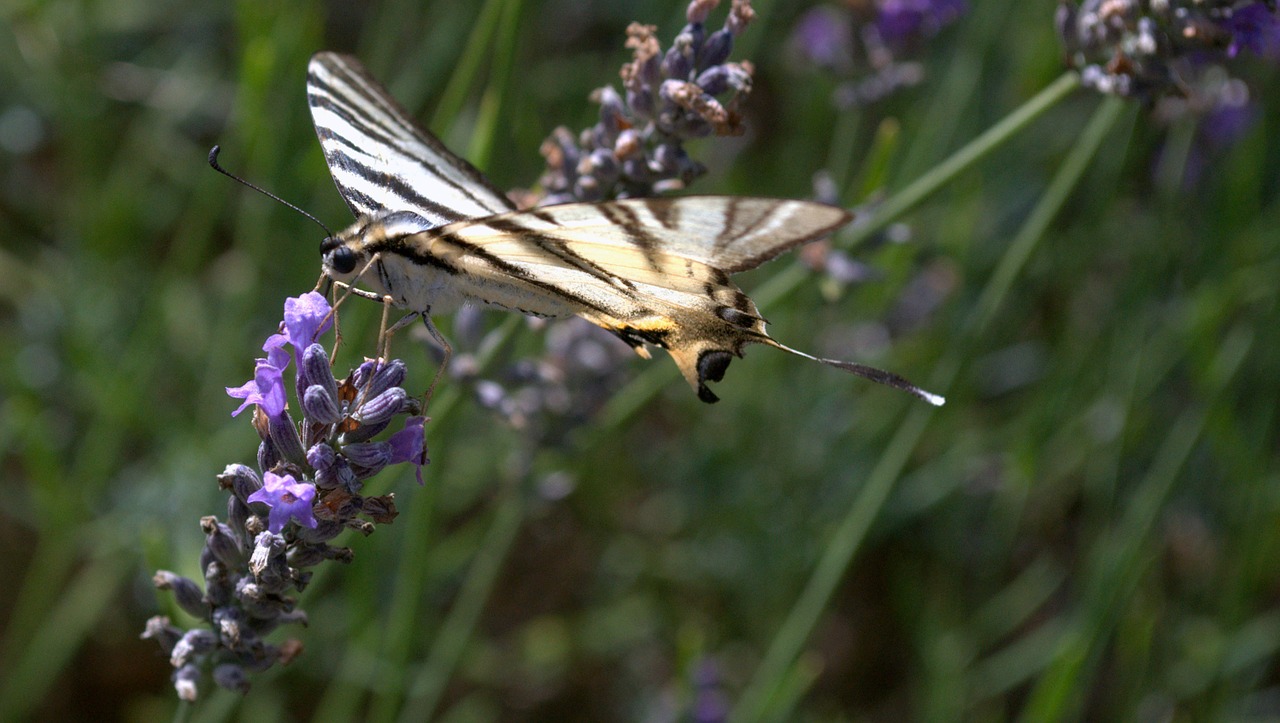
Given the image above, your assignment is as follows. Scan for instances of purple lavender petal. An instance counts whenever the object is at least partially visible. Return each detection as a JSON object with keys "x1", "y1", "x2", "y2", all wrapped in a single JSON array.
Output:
[
  {"x1": 246, "y1": 471, "x2": 317, "y2": 533},
  {"x1": 226, "y1": 359, "x2": 286, "y2": 418},
  {"x1": 282, "y1": 292, "x2": 333, "y2": 351},
  {"x1": 388, "y1": 416, "x2": 428, "y2": 486}
]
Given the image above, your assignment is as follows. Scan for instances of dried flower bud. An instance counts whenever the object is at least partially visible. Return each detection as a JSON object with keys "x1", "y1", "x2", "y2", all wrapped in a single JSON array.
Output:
[
  {"x1": 153, "y1": 571, "x2": 208, "y2": 619},
  {"x1": 170, "y1": 628, "x2": 217, "y2": 668},
  {"x1": 174, "y1": 663, "x2": 201, "y2": 702},
  {"x1": 201, "y1": 516, "x2": 244, "y2": 569},
  {"x1": 140, "y1": 616, "x2": 182, "y2": 653},
  {"x1": 218, "y1": 464, "x2": 262, "y2": 505}
]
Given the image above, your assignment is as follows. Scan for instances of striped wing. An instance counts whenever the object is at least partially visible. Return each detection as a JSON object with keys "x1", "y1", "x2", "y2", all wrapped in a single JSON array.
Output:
[
  {"x1": 425, "y1": 197, "x2": 853, "y2": 401},
  {"x1": 306, "y1": 51, "x2": 515, "y2": 226}
]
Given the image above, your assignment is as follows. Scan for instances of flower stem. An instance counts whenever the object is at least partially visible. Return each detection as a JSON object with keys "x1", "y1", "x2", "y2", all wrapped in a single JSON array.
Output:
[{"x1": 731, "y1": 86, "x2": 1125, "y2": 723}]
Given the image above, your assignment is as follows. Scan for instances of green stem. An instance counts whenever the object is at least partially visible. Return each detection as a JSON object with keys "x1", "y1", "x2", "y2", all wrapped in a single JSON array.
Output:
[
  {"x1": 732, "y1": 86, "x2": 1124, "y2": 723},
  {"x1": 400, "y1": 479, "x2": 526, "y2": 721},
  {"x1": 968, "y1": 95, "x2": 1126, "y2": 335}
]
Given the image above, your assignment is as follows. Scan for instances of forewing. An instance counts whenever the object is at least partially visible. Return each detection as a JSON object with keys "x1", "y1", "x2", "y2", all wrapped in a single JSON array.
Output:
[
  {"x1": 306, "y1": 51, "x2": 515, "y2": 225},
  {"x1": 425, "y1": 196, "x2": 852, "y2": 401}
]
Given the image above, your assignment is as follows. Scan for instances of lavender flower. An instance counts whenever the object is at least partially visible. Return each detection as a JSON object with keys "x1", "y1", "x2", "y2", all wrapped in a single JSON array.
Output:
[
  {"x1": 790, "y1": 0, "x2": 967, "y2": 107},
  {"x1": 145, "y1": 293, "x2": 427, "y2": 700},
  {"x1": 247, "y1": 471, "x2": 318, "y2": 533},
  {"x1": 1058, "y1": 1, "x2": 1280, "y2": 103},
  {"x1": 533, "y1": 0, "x2": 758, "y2": 204}
]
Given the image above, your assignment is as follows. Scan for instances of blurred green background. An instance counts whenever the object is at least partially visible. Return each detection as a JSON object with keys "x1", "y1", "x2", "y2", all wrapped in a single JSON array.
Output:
[{"x1": 2, "y1": 0, "x2": 1279, "y2": 720}]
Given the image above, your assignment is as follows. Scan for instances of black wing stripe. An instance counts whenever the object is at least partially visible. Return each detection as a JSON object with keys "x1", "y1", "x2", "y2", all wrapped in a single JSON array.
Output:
[
  {"x1": 601, "y1": 202, "x2": 665, "y2": 271},
  {"x1": 377, "y1": 231, "x2": 619, "y2": 318},
  {"x1": 307, "y1": 52, "x2": 515, "y2": 224},
  {"x1": 480, "y1": 216, "x2": 639, "y2": 292}
]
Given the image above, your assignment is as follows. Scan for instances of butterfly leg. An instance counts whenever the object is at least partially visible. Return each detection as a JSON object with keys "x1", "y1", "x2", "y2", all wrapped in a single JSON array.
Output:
[{"x1": 418, "y1": 315, "x2": 453, "y2": 405}]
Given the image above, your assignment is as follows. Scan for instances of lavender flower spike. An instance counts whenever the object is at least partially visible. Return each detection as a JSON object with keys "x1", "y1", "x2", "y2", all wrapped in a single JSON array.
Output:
[{"x1": 533, "y1": 0, "x2": 758, "y2": 204}]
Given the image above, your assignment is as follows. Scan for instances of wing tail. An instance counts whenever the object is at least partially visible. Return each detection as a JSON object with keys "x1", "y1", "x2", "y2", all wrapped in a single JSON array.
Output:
[{"x1": 764, "y1": 339, "x2": 946, "y2": 406}]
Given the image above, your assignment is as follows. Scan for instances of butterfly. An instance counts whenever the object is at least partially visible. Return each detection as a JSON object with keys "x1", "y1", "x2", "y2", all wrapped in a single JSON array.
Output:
[{"x1": 305, "y1": 51, "x2": 943, "y2": 406}]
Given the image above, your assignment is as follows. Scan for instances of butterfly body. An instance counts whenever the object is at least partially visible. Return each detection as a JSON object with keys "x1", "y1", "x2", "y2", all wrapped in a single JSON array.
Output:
[{"x1": 307, "y1": 52, "x2": 943, "y2": 405}]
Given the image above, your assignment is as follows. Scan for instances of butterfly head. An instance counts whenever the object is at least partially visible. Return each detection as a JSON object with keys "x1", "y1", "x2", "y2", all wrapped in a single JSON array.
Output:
[{"x1": 320, "y1": 234, "x2": 360, "y2": 278}]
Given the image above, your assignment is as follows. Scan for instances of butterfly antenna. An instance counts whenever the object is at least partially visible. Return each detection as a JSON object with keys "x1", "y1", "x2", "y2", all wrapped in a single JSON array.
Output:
[
  {"x1": 772, "y1": 341, "x2": 946, "y2": 406},
  {"x1": 208, "y1": 145, "x2": 334, "y2": 238}
]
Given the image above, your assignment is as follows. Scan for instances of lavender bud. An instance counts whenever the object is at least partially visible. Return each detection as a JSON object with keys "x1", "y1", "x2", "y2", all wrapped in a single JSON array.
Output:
[
  {"x1": 236, "y1": 580, "x2": 285, "y2": 619},
  {"x1": 302, "y1": 383, "x2": 343, "y2": 425},
  {"x1": 286, "y1": 544, "x2": 330, "y2": 568},
  {"x1": 267, "y1": 411, "x2": 307, "y2": 467},
  {"x1": 300, "y1": 344, "x2": 337, "y2": 398},
  {"x1": 307, "y1": 442, "x2": 335, "y2": 478},
  {"x1": 364, "y1": 359, "x2": 407, "y2": 398},
  {"x1": 350, "y1": 359, "x2": 379, "y2": 390},
  {"x1": 276, "y1": 609, "x2": 309, "y2": 627},
  {"x1": 342, "y1": 441, "x2": 392, "y2": 472},
  {"x1": 201, "y1": 516, "x2": 243, "y2": 569},
  {"x1": 622, "y1": 157, "x2": 651, "y2": 182},
  {"x1": 218, "y1": 464, "x2": 262, "y2": 505},
  {"x1": 174, "y1": 663, "x2": 201, "y2": 702},
  {"x1": 726, "y1": 0, "x2": 754, "y2": 35},
  {"x1": 588, "y1": 148, "x2": 619, "y2": 185},
  {"x1": 639, "y1": 52, "x2": 661, "y2": 88},
  {"x1": 663, "y1": 43, "x2": 694, "y2": 80},
  {"x1": 352, "y1": 386, "x2": 408, "y2": 426},
  {"x1": 141, "y1": 616, "x2": 182, "y2": 653},
  {"x1": 293, "y1": 519, "x2": 344, "y2": 544},
  {"x1": 695, "y1": 65, "x2": 731, "y2": 95},
  {"x1": 227, "y1": 496, "x2": 252, "y2": 546},
  {"x1": 343, "y1": 418, "x2": 392, "y2": 445},
  {"x1": 170, "y1": 628, "x2": 217, "y2": 668},
  {"x1": 213, "y1": 664, "x2": 251, "y2": 695},
  {"x1": 653, "y1": 142, "x2": 686, "y2": 174},
  {"x1": 213, "y1": 606, "x2": 245, "y2": 648},
  {"x1": 699, "y1": 28, "x2": 733, "y2": 69},
  {"x1": 595, "y1": 87, "x2": 626, "y2": 142},
  {"x1": 324, "y1": 546, "x2": 356, "y2": 563},
  {"x1": 627, "y1": 86, "x2": 655, "y2": 120},
  {"x1": 153, "y1": 571, "x2": 208, "y2": 619},
  {"x1": 204, "y1": 561, "x2": 233, "y2": 607},
  {"x1": 687, "y1": 0, "x2": 716, "y2": 25},
  {"x1": 575, "y1": 174, "x2": 604, "y2": 201},
  {"x1": 257, "y1": 440, "x2": 277, "y2": 478},
  {"x1": 614, "y1": 129, "x2": 643, "y2": 159}
]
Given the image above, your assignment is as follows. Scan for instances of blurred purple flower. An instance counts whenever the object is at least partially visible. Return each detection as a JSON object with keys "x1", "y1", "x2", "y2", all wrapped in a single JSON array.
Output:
[
  {"x1": 792, "y1": 6, "x2": 853, "y2": 69},
  {"x1": 247, "y1": 471, "x2": 318, "y2": 533},
  {"x1": 1223, "y1": 2, "x2": 1280, "y2": 57},
  {"x1": 876, "y1": 0, "x2": 968, "y2": 42},
  {"x1": 1202, "y1": 97, "x2": 1258, "y2": 147}
]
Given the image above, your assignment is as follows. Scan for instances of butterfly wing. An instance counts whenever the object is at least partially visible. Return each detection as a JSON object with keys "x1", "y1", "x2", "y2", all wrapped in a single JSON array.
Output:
[
  {"x1": 420, "y1": 197, "x2": 853, "y2": 401},
  {"x1": 306, "y1": 51, "x2": 515, "y2": 225}
]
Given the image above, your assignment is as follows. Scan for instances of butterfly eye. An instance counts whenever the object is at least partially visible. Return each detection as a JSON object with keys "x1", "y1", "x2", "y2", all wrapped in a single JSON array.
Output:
[{"x1": 321, "y1": 238, "x2": 358, "y2": 275}]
